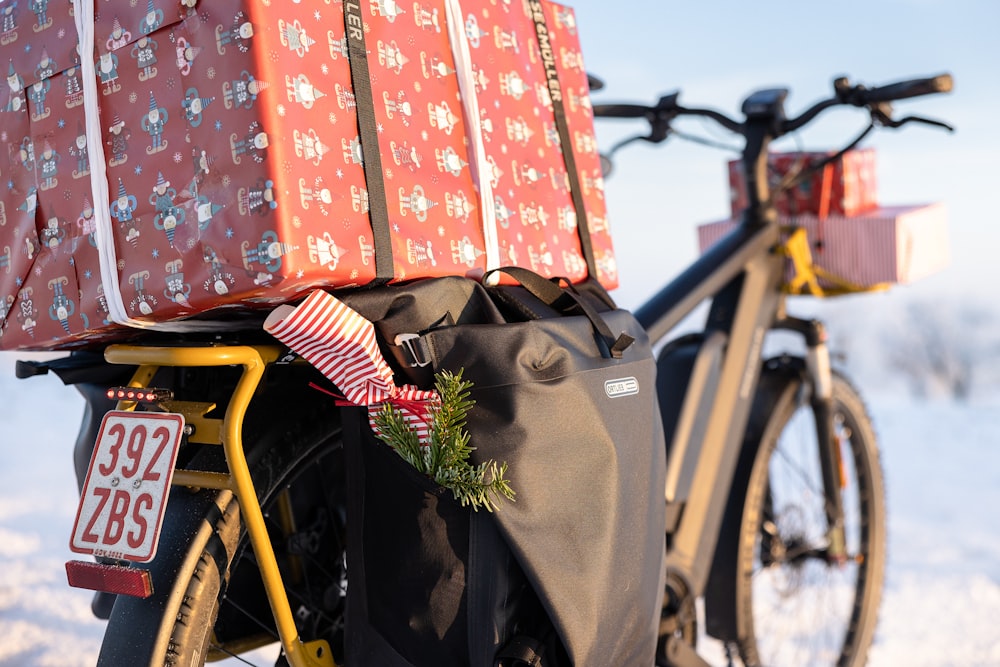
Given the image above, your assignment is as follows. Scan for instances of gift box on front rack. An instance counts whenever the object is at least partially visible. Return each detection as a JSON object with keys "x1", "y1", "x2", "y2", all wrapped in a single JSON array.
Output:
[
  {"x1": 697, "y1": 203, "x2": 950, "y2": 293},
  {"x1": 0, "y1": 0, "x2": 616, "y2": 350},
  {"x1": 728, "y1": 148, "x2": 878, "y2": 219}
]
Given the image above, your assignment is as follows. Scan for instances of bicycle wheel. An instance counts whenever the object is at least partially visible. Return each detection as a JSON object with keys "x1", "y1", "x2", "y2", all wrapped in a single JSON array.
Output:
[
  {"x1": 735, "y1": 367, "x2": 885, "y2": 667},
  {"x1": 97, "y1": 365, "x2": 347, "y2": 667}
]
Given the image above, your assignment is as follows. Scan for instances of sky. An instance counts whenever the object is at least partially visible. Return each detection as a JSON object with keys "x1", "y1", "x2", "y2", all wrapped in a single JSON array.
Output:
[{"x1": 563, "y1": 0, "x2": 999, "y2": 311}]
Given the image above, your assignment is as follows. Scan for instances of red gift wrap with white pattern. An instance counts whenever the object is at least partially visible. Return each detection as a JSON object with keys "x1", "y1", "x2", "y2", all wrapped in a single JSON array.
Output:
[
  {"x1": 0, "y1": 0, "x2": 616, "y2": 350},
  {"x1": 728, "y1": 148, "x2": 879, "y2": 219}
]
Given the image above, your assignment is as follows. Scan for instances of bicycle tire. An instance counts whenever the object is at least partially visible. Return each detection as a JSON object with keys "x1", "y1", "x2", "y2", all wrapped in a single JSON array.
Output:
[
  {"x1": 97, "y1": 366, "x2": 346, "y2": 667},
  {"x1": 734, "y1": 363, "x2": 885, "y2": 667}
]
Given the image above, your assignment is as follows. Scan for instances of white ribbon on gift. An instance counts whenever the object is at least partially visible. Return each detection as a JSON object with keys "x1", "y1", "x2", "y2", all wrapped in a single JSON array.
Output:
[{"x1": 444, "y1": 0, "x2": 502, "y2": 278}]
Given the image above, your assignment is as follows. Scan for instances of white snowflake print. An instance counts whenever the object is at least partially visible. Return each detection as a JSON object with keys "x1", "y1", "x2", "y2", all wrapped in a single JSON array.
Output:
[
  {"x1": 129, "y1": 92, "x2": 138, "y2": 104},
  {"x1": 186, "y1": 238, "x2": 197, "y2": 250},
  {"x1": 207, "y1": 67, "x2": 216, "y2": 80},
  {"x1": 222, "y1": 175, "x2": 231, "y2": 187},
  {"x1": 173, "y1": 152, "x2": 183, "y2": 163},
  {"x1": 335, "y1": 168, "x2": 344, "y2": 179},
  {"x1": 376, "y1": 122, "x2": 384, "y2": 133},
  {"x1": 350, "y1": 269, "x2": 359, "y2": 279},
  {"x1": 329, "y1": 112, "x2": 337, "y2": 124},
  {"x1": 292, "y1": 216, "x2": 303, "y2": 228},
  {"x1": 277, "y1": 104, "x2": 287, "y2": 117},
  {"x1": 321, "y1": 63, "x2": 329, "y2": 75},
  {"x1": 385, "y1": 168, "x2": 394, "y2": 180},
  {"x1": 314, "y1": 10, "x2": 321, "y2": 21},
  {"x1": 437, "y1": 226, "x2": 446, "y2": 236},
  {"x1": 296, "y1": 269, "x2": 305, "y2": 278},
  {"x1": 421, "y1": 130, "x2": 428, "y2": 141}
]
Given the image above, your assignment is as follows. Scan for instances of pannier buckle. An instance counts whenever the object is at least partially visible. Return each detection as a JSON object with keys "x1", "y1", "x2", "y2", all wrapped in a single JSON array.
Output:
[{"x1": 394, "y1": 333, "x2": 431, "y2": 368}]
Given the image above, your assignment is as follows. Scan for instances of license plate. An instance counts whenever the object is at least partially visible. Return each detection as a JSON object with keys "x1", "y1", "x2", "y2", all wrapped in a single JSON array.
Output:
[{"x1": 70, "y1": 411, "x2": 185, "y2": 563}]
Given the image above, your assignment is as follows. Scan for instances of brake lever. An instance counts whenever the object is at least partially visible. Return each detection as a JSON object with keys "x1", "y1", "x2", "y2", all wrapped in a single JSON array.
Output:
[
  {"x1": 873, "y1": 108, "x2": 955, "y2": 132},
  {"x1": 599, "y1": 128, "x2": 674, "y2": 177},
  {"x1": 893, "y1": 115, "x2": 955, "y2": 132}
]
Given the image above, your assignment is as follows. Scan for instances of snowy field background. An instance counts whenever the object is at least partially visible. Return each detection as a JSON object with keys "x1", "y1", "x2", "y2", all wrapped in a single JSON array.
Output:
[{"x1": 0, "y1": 353, "x2": 997, "y2": 666}]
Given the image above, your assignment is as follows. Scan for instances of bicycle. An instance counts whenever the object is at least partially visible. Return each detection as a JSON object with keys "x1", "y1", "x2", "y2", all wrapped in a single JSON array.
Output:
[{"x1": 19, "y1": 71, "x2": 953, "y2": 667}]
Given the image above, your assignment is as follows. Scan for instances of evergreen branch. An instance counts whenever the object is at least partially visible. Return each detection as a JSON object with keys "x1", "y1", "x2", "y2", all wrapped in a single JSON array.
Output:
[{"x1": 372, "y1": 369, "x2": 515, "y2": 512}]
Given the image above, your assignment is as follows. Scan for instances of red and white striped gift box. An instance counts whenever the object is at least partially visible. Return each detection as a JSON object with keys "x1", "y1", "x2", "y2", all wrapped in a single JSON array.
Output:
[
  {"x1": 264, "y1": 289, "x2": 438, "y2": 442},
  {"x1": 697, "y1": 203, "x2": 950, "y2": 291}
]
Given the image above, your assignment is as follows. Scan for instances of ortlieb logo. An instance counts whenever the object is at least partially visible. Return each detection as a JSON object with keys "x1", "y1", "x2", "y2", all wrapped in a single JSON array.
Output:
[{"x1": 605, "y1": 377, "x2": 639, "y2": 398}]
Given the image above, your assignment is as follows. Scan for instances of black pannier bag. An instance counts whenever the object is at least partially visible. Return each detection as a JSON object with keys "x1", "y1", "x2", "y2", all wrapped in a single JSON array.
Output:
[{"x1": 270, "y1": 270, "x2": 667, "y2": 666}]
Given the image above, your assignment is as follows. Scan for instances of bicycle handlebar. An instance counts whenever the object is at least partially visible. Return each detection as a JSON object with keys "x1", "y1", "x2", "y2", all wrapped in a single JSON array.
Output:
[
  {"x1": 592, "y1": 72, "x2": 954, "y2": 140},
  {"x1": 849, "y1": 73, "x2": 953, "y2": 105}
]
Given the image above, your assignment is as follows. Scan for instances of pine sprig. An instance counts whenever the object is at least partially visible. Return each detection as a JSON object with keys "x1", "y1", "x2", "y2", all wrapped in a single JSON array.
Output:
[{"x1": 373, "y1": 369, "x2": 515, "y2": 512}]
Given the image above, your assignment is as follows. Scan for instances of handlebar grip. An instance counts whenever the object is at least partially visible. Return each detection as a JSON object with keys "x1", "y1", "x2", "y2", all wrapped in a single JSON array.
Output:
[
  {"x1": 592, "y1": 104, "x2": 653, "y2": 119},
  {"x1": 861, "y1": 73, "x2": 953, "y2": 104}
]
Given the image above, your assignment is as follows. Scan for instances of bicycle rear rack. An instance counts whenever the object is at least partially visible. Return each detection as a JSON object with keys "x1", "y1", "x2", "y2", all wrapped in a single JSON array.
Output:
[{"x1": 104, "y1": 343, "x2": 335, "y2": 667}]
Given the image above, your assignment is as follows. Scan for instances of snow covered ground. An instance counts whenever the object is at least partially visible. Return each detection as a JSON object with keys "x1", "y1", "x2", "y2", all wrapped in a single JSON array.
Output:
[{"x1": 0, "y1": 354, "x2": 998, "y2": 666}]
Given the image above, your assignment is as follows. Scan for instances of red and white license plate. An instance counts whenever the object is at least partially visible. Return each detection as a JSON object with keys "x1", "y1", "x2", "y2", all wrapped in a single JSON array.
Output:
[{"x1": 70, "y1": 411, "x2": 185, "y2": 563}]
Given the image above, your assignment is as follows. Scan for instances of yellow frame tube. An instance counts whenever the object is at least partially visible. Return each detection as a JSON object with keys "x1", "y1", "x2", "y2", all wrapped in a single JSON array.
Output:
[{"x1": 106, "y1": 344, "x2": 335, "y2": 667}]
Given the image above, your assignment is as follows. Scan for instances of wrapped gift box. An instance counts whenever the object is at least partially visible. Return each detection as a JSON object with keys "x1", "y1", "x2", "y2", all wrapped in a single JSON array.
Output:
[
  {"x1": 728, "y1": 148, "x2": 878, "y2": 219},
  {"x1": 0, "y1": 0, "x2": 615, "y2": 350},
  {"x1": 697, "y1": 203, "x2": 950, "y2": 291}
]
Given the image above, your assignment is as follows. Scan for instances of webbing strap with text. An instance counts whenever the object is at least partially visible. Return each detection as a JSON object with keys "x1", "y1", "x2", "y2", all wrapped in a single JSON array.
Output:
[
  {"x1": 527, "y1": 0, "x2": 599, "y2": 279},
  {"x1": 343, "y1": 1, "x2": 395, "y2": 283}
]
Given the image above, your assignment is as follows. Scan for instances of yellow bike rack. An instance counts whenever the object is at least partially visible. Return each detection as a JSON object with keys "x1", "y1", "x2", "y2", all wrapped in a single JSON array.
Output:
[
  {"x1": 779, "y1": 226, "x2": 891, "y2": 297},
  {"x1": 105, "y1": 343, "x2": 336, "y2": 667}
]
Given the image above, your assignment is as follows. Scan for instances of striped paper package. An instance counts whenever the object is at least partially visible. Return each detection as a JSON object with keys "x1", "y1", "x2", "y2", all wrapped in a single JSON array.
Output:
[{"x1": 697, "y1": 203, "x2": 950, "y2": 292}]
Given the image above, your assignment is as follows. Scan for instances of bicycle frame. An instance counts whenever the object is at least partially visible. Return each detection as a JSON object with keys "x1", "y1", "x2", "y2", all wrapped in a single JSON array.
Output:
[
  {"x1": 633, "y1": 103, "x2": 848, "y2": 661},
  {"x1": 637, "y1": 216, "x2": 786, "y2": 592}
]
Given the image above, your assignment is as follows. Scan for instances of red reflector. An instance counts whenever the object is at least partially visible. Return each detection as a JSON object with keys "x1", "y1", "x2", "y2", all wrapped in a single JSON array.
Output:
[{"x1": 65, "y1": 560, "x2": 153, "y2": 598}]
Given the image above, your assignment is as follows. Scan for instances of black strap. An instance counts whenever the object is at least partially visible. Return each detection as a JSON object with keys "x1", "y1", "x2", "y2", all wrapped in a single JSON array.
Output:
[
  {"x1": 343, "y1": 2, "x2": 394, "y2": 283},
  {"x1": 527, "y1": 1, "x2": 598, "y2": 279},
  {"x1": 487, "y1": 267, "x2": 633, "y2": 359}
]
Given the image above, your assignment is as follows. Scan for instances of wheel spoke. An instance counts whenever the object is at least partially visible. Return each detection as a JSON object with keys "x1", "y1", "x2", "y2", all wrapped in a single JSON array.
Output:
[{"x1": 737, "y1": 372, "x2": 884, "y2": 667}]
